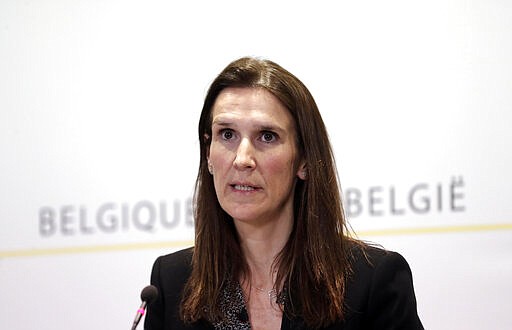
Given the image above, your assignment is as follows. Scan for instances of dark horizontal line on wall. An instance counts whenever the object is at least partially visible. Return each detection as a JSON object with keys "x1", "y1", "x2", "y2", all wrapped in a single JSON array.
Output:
[{"x1": 2, "y1": 223, "x2": 511, "y2": 259}]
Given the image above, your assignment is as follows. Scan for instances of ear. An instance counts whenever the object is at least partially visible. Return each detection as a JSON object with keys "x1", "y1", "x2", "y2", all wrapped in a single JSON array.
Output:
[
  {"x1": 296, "y1": 161, "x2": 307, "y2": 180},
  {"x1": 206, "y1": 155, "x2": 213, "y2": 175},
  {"x1": 204, "y1": 134, "x2": 213, "y2": 174}
]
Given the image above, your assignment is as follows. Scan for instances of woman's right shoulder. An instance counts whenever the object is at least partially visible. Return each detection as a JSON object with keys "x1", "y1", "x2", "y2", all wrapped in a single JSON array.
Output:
[
  {"x1": 155, "y1": 247, "x2": 194, "y2": 267},
  {"x1": 151, "y1": 247, "x2": 194, "y2": 285},
  {"x1": 146, "y1": 247, "x2": 198, "y2": 329}
]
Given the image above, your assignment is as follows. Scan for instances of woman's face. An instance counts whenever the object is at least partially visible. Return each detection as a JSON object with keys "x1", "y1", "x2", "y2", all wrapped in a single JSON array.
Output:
[{"x1": 208, "y1": 87, "x2": 305, "y2": 227}]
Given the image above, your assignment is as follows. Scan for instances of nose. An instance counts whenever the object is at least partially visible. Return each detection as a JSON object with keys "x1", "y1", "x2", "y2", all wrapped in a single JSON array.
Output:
[{"x1": 233, "y1": 138, "x2": 256, "y2": 170}]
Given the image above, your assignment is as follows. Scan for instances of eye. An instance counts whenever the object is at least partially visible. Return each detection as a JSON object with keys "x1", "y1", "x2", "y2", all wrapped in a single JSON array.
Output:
[
  {"x1": 260, "y1": 131, "x2": 277, "y2": 143},
  {"x1": 220, "y1": 129, "x2": 234, "y2": 140}
]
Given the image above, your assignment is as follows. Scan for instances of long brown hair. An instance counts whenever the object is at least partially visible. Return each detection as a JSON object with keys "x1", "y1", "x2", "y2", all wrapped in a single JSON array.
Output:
[{"x1": 181, "y1": 57, "x2": 353, "y2": 328}]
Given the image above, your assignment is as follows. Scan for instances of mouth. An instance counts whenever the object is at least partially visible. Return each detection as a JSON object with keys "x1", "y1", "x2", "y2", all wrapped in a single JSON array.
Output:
[{"x1": 230, "y1": 183, "x2": 260, "y2": 192}]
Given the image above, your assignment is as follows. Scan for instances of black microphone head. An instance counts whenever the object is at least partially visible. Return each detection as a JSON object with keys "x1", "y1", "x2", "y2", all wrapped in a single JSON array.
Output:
[{"x1": 140, "y1": 285, "x2": 158, "y2": 304}]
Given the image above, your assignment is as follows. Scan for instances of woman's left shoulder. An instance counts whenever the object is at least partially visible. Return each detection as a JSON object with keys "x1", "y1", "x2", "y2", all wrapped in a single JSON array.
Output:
[
  {"x1": 348, "y1": 242, "x2": 412, "y2": 276},
  {"x1": 342, "y1": 241, "x2": 424, "y2": 329}
]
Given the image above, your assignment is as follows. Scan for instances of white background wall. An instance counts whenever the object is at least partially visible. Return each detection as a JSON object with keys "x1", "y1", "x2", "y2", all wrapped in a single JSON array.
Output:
[{"x1": 1, "y1": 1, "x2": 511, "y2": 329}]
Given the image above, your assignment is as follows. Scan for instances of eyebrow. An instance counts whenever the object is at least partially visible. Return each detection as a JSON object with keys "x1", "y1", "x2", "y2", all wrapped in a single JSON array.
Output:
[
  {"x1": 211, "y1": 119, "x2": 232, "y2": 127},
  {"x1": 212, "y1": 120, "x2": 285, "y2": 133}
]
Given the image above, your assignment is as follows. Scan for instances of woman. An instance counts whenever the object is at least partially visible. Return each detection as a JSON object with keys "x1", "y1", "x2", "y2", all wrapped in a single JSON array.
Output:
[{"x1": 145, "y1": 57, "x2": 423, "y2": 329}]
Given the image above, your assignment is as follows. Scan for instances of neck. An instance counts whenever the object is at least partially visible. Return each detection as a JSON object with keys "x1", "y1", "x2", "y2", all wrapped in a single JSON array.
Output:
[{"x1": 235, "y1": 218, "x2": 293, "y2": 288}]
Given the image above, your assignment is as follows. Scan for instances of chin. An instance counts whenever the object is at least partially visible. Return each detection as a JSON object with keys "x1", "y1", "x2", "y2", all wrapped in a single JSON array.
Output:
[
  {"x1": 221, "y1": 201, "x2": 261, "y2": 219},
  {"x1": 227, "y1": 212, "x2": 257, "y2": 223}
]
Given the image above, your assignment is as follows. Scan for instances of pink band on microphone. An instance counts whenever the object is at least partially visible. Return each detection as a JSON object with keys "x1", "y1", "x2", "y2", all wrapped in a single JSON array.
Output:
[{"x1": 137, "y1": 308, "x2": 145, "y2": 315}]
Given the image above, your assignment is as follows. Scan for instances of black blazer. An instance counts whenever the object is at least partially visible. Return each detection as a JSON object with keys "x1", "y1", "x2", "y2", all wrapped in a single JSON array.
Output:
[{"x1": 145, "y1": 245, "x2": 423, "y2": 329}]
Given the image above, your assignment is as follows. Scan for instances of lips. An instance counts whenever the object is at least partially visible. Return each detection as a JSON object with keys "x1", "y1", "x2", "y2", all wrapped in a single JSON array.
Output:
[{"x1": 230, "y1": 183, "x2": 260, "y2": 191}]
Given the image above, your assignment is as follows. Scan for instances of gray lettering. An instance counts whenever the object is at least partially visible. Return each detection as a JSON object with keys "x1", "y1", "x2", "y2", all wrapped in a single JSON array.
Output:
[
  {"x1": 39, "y1": 207, "x2": 56, "y2": 236},
  {"x1": 344, "y1": 188, "x2": 363, "y2": 217},
  {"x1": 60, "y1": 205, "x2": 75, "y2": 235},
  {"x1": 450, "y1": 176, "x2": 466, "y2": 211},
  {"x1": 97, "y1": 203, "x2": 118, "y2": 232},
  {"x1": 79, "y1": 205, "x2": 94, "y2": 234},
  {"x1": 132, "y1": 201, "x2": 156, "y2": 231},
  {"x1": 409, "y1": 184, "x2": 430, "y2": 213},
  {"x1": 369, "y1": 187, "x2": 384, "y2": 216},
  {"x1": 389, "y1": 186, "x2": 405, "y2": 215},
  {"x1": 161, "y1": 200, "x2": 180, "y2": 228}
]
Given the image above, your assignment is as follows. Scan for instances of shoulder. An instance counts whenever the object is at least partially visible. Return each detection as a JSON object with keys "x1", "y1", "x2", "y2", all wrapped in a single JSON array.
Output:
[
  {"x1": 145, "y1": 247, "x2": 197, "y2": 330},
  {"x1": 150, "y1": 247, "x2": 194, "y2": 294},
  {"x1": 153, "y1": 247, "x2": 194, "y2": 273},
  {"x1": 342, "y1": 242, "x2": 423, "y2": 329},
  {"x1": 349, "y1": 242, "x2": 412, "y2": 282}
]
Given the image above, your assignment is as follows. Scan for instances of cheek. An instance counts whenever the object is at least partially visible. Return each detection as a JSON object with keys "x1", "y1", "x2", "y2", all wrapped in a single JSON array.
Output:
[
  {"x1": 209, "y1": 144, "x2": 230, "y2": 167},
  {"x1": 263, "y1": 152, "x2": 297, "y2": 181}
]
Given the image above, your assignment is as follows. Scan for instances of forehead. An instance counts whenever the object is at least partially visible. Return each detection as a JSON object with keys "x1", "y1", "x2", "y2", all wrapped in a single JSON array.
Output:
[{"x1": 211, "y1": 87, "x2": 294, "y2": 127}]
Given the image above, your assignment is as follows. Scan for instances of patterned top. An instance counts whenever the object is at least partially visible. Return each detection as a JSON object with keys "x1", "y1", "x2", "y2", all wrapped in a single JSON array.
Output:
[{"x1": 212, "y1": 279, "x2": 286, "y2": 329}]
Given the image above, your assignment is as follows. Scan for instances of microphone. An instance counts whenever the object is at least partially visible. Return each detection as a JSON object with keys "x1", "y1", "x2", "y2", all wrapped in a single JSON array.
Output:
[{"x1": 131, "y1": 285, "x2": 158, "y2": 330}]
